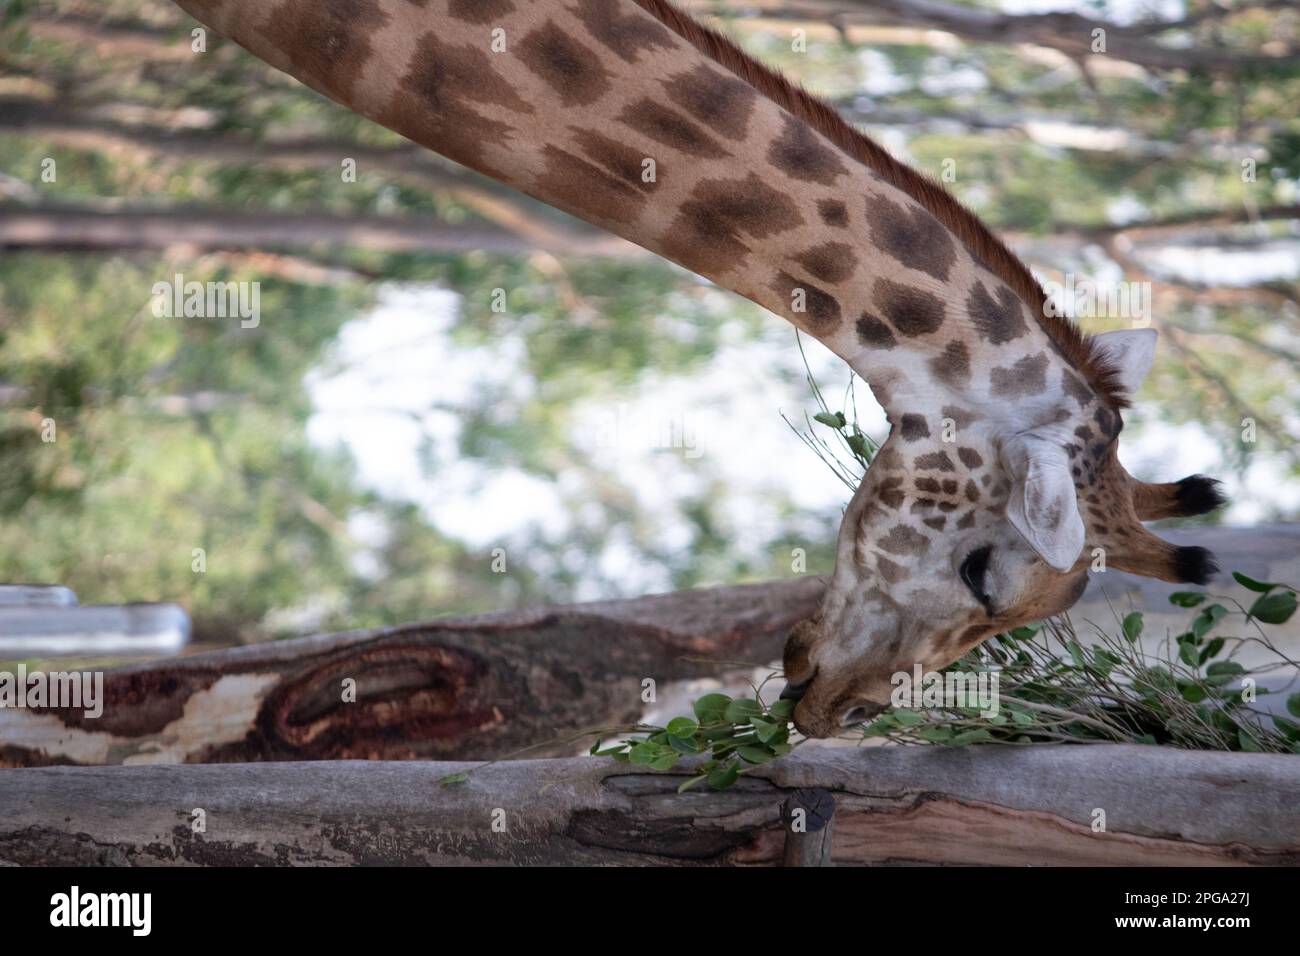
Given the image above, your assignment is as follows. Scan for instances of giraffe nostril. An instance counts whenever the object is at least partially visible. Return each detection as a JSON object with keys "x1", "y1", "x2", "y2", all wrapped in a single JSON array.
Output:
[{"x1": 840, "y1": 701, "x2": 885, "y2": 727}]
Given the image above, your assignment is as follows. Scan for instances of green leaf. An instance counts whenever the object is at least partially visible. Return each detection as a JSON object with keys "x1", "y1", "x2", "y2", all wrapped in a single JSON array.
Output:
[
  {"x1": 767, "y1": 698, "x2": 796, "y2": 719},
  {"x1": 813, "y1": 410, "x2": 846, "y2": 429},
  {"x1": 1177, "y1": 639, "x2": 1200, "y2": 667},
  {"x1": 650, "y1": 753, "x2": 679, "y2": 771},
  {"x1": 1273, "y1": 715, "x2": 1300, "y2": 741},
  {"x1": 949, "y1": 729, "x2": 993, "y2": 746},
  {"x1": 1198, "y1": 637, "x2": 1226, "y2": 664},
  {"x1": 1066, "y1": 641, "x2": 1087, "y2": 668},
  {"x1": 1121, "y1": 611, "x2": 1143, "y2": 642},
  {"x1": 628, "y1": 743, "x2": 658, "y2": 766},
  {"x1": 860, "y1": 716, "x2": 896, "y2": 737},
  {"x1": 693, "y1": 693, "x2": 731, "y2": 722},
  {"x1": 438, "y1": 772, "x2": 469, "y2": 786},
  {"x1": 918, "y1": 726, "x2": 954, "y2": 743},
  {"x1": 1010, "y1": 708, "x2": 1035, "y2": 726},
  {"x1": 738, "y1": 745, "x2": 775, "y2": 764},
  {"x1": 1205, "y1": 660, "x2": 1245, "y2": 677},
  {"x1": 593, "y1": 746, "x2": 629, "y2": 757},
  {"x1": 892, "y1": 708, "x2": 925, "y2": 726},
  {"x1": 723, "y1": 698, "x2": 765, "y2": 723},
  {"x1": 667, "y1": 734, "x2": 700, "y2": 754},
  {"x1": 846, "y1": 433, "x2": 871, "y2": 459},
  {"x1": 754, "y1": 720, "x2": 781, "y2": 744},
  {"x1": 1249, "y1": 590, "x2": 1297, "y2": 625},
  {"x1": 666, "y1": 717, "x2": 698, "y2": 737},
  {"x1": 1169, "y1": 591, "x2": 1206, "y2": 608},
  {"x1": 1287, "y1": 693, "x2": 1300, "y2": 719},
  {"x1": 707, "y1": 762, "x2": 740, "y2": 790},
  {"x1": 1191, "y1": 605, "x2": 1226, "y2": 639},
  {"x1": 588, "y1": 737, "x2": 603, "y2": 755},
  {"x1": 1238, "y1": 729, "x2": 1263, "y2": 753},
  {"x1": 1177, "y1": 681, "x2": 1208, "y2": 703},
  {"x1": 677, "y1": 774, "x2": 708, "y2": 794},
  {"x1": 1232, "y1": 571, "x2": 1278, "y2": 593}
]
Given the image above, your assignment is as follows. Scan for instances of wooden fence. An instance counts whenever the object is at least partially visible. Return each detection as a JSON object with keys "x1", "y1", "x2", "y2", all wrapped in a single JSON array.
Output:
[{"x1": 2, "y1": 571, "x2": 1298, "y2": 865}]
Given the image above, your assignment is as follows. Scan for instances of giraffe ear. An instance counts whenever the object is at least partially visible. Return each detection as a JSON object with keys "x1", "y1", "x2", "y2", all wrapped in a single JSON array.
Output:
[
  {"x1": 1001, "y1": 433, "x2": 1086, "y2": 572},
  {"x1": 1092, "y1": 328, "x2": 1158, "y2": 399}
]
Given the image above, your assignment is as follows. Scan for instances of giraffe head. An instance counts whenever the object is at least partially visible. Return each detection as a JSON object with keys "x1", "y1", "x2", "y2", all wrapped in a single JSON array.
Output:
[{"x1": 783, "y1": 328, "x2": 1226, "y2": 738}]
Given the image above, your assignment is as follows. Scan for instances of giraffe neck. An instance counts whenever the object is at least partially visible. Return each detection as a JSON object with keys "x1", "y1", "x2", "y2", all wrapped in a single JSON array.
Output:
[{"x1": 175, "y1": 0, "x2": 1100, "y2": 424}]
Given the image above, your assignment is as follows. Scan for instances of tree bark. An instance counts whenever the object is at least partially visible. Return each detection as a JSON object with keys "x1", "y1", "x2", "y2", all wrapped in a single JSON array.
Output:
[
  {"x1": 0, "y1": 98, "x2": 620, "y2": 252},
  {"x1": 0, "y1": 744, "x2": 1295, "y2": 865},
  {"x1": 0, "y1": 579, "x2": 821, "y2": 768},
  {"x1": 693, "y1": 0, "x2": 1300, "y2": 75},
  {"x1": 0, "y1": 206, "x2": 640, "y2": 259}
]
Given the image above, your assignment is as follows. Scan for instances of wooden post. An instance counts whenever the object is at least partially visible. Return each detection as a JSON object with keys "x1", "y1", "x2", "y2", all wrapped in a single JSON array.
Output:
[{"x1": 781, "y1": 787, "x2": 836, "y2": 866}]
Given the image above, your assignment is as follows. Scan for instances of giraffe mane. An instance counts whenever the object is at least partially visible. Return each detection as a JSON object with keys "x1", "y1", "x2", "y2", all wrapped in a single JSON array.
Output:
[{"x1": 632, "y1": 0, "x2": 1129, "y2": 410}]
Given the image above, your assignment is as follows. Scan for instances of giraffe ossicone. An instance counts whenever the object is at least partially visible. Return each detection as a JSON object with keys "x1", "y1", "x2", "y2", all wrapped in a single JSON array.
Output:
[{"x1": 174, "y1": 0, "x2": 1226, "y2": 738}]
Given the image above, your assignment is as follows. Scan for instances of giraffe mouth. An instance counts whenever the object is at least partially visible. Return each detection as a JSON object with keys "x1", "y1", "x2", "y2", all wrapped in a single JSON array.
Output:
[{"x1": 779, "y1": 670, "x2": 816, "y2": 702}]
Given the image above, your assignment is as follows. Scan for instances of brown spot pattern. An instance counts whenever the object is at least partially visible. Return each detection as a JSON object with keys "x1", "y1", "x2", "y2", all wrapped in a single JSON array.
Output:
[
  {"x1": 620, "y1": 98, "x2": 729, "y2": 157},
  {"x1": 382, "y1": 32, "x2": 533, "y2": 170},
  {"x1": 899, "y1": 414, "x2": 929, "y2": 441},
  {"x1": 664, "y1": 173, "x2": 802, "y2": 276},
  {"x1": 915, "y1": 451, "x2": 956, "y2": 472},
  {"x1": 791, "y1": 241, "x2": 856, "y2": 284},
  {"x1": 967, "y1": 280, "x2": 1028, "y2": 344},
  {"x1": 875, "y1": 279, "x2": 945, "y2": 337},
  {"x1": 817, "y1": 199, "x2": 848, "y2": 227},
  {"x1": 875, "y1": 555, "x2": 911, "y2": 583},
  {"x1": 573, "y1": 0, "x2": 678, "y2": 62},
  {"x1": 880, "y1": 524, "x2": 930, "y2": 556},
  {"x1": 447, "y1": 0, "x2": 515, "y2": 22},
  {"x1": 957, "y1": 447, "x2": 983, "y2": 469},
  {"x1": 535, "y1": 144, "x2": 650, "y2": 226},
  {"x1": 930, "y1": 341, "x2": 971, "y2": 387},
  {"x1": 1062, "y1": 369, "x2": 1093, "y2": 407},
  {"x1": 991, "y1": 352, "x2": 1049, "y2": 397},
  {"x1": 771, "y1": 272, "x2": 842, "y2": 334},
  {"x1": 264, "y1": 0, "x2": 390, "y2": 102},
  {"x1": 768, "y1": 114, "x2": 847, "y2": 185},
  {"x1": 869, "y1": 195, "x2": 957, "y2": 281},
  {"x1": 856, "y1": 313, "x2": 896, "y2": 350},
  {"x1": 518, "y1": 20, "x2": 611, "y2": 107},
  {"x1": 662, "y1": 63, "x2": 756, "y2": 140}
]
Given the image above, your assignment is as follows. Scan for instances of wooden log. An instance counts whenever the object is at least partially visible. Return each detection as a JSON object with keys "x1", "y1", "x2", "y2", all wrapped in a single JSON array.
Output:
[
  {"x1": 0, "y1": 579, "x2": 821, "y2": 768},
  {"x1": 0, "y1": 745, "x2": 1295, "y2": 866}
]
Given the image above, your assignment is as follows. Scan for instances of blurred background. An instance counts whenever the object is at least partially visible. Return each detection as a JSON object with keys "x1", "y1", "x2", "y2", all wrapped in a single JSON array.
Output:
[{"x1": 1, "y1": 0, "x2": 1297, "y2": 648}]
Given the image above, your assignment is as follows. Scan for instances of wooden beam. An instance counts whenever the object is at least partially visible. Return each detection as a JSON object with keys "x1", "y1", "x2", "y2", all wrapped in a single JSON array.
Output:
[
  {"x1": 0, "y1": 745, "x2": 1294, "y2": 865},
  {"x1": 0, "y1": 579, "x2": 821, "y2": 768}
]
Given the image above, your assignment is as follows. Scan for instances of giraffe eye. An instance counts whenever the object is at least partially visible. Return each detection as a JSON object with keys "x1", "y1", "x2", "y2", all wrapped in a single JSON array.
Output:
[{"x1": 960, "y1": 546, "x2": 993, "y2": 611}]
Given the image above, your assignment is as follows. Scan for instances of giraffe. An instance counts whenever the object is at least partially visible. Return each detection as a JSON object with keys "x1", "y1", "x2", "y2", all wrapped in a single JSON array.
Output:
[{"x1": 173, "y1": 0, "x2": 1226, "y2": 738}]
